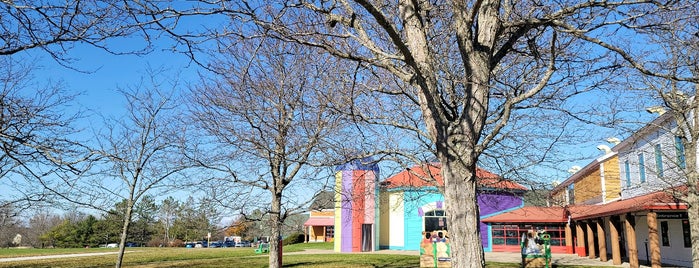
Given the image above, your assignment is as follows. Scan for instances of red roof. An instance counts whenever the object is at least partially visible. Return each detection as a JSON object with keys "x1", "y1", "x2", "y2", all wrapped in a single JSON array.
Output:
[
  {"x1": 303, "y1": 217, "x2": 334, "y2": 226},
  {"x1": 568, "y1": 189, "x2": 687, "y2": 220},
  {"x1": 381, "y1": 163, "x2": 527, "y2": 191},
  {"x1": 482, "y1": 207, "x2": 567, "y2": 223},
  {"x1": 483, "y1": 189, "x2": 688, "y2": 224}
]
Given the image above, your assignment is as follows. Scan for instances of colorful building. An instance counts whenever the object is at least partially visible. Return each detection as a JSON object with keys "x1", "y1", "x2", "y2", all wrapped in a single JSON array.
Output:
[
  {"x1": 485, "y1": 110, "x2": 693, "y2": 267},
  {"x1": 303, "y1": 191, "x2": 335, "y2": 242},
  {"x1": 378, "y1": 163, "x2": 528, "y2": 252},
  {"x1": 333, "y1": 159, "x2": 380, "y2": 252}
]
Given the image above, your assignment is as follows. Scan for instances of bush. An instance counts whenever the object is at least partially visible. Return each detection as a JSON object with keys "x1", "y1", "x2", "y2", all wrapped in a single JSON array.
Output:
[
  {"x1": 282, "y1": 233, "x2": 305, "y2": 246},
  {"x1": 170, "y1": 239, "x2": 184, "y2": 247},
  {"x1": 147, "y1": 238, "x2": 166, "y2": 247}
]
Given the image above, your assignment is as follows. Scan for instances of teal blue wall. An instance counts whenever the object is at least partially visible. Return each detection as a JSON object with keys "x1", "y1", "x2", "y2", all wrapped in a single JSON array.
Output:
[
  {"x1": 402, "y1": 190, "x2": 443, "y2": 250},
  {"x1": 383, "y1": 188, "x2": 524, "y2": 251}
]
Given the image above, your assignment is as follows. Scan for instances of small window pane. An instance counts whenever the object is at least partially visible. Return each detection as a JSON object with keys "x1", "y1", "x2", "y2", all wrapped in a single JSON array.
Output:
[{"x1": 661, "y1": 221, "x2": 669, "y2": 247}]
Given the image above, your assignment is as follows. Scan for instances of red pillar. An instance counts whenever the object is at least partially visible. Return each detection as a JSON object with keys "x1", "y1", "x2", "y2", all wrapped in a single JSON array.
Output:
[
  {"x1": 565, "y1": 223, "x2": 574, "y2": 254},
  {"x1": 576, "y1": 222, "x2": 587, "y2": 257}
]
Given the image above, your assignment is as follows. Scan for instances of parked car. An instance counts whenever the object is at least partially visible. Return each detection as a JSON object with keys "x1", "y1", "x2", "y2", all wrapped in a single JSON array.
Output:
[
  {"x1": 223, "y1": 241, "x2": 235, "y2": 248},
  {"x1": 209, "y1": 241, "x2": 222, "y2": 248},
  {"x1": 235, "y1": 241, "x2": 251, "y2": 247}
]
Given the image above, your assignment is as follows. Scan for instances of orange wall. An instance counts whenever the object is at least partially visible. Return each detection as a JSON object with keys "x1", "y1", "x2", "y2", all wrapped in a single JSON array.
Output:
[
  {"x1": 310, "y1": 210, "x2": 334, "y2": 217},
  {"x1": 603, "y1": 156, "x2": 621, "y2": 202},
  {"x1": 575, "y1": 169, "x2": 602, "y2": 204}
]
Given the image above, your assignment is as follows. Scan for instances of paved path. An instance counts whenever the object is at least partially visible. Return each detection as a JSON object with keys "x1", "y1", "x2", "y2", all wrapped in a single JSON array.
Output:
[
  {"x1": 288, "y1": 249, "x2": 685, "y2": 267},
  {"x1": 0, "y1": 251, "x2": 121, "y2": 263}
]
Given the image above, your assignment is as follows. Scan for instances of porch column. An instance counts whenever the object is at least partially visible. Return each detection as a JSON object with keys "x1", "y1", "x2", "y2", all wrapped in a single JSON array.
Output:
[
  {"x1": 586, "y1": 220, "x2": 596, "y2": 259},
  {"x1": 565, "y1": 223, "x2": 573, "y2": 254},
  {"x1": 597, "y1": 218, "x2": 607, "y2": 262},
  {"x1": 625, "y1": 214, "x2": 639, "y2": 268},
  {"x1": 609, "y1": 216, "x2": 622, "y2": 265},
  {"x1": 647, "y1": 211, "x2": 661, "y2": 268},
  {"x1": 575, "y1": 222, "x2": 587, "y2": 257},
  {"x1": 304, "y1": 226, "x2": 308, "y2": 243}
]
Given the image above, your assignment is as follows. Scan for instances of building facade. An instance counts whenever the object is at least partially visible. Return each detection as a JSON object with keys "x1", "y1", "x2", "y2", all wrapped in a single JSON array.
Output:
[{"x1": 378, "y1": 163, "x2": 528, "y2": 251}]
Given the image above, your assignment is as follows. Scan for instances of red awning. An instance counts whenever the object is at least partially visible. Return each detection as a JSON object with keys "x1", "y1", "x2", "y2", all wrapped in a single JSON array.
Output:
[{"x1": 303, "y1": 217, "x2": 334, "y2": 226}]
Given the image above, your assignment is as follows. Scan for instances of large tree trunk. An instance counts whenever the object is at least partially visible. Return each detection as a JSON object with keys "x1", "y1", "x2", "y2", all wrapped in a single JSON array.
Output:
[
  {"x1": 269, "y1": 191, "x2": 283, "y2": 268},
  {"x1": 400, "y1": 0, "x2": 493, "y2": 266},
  {"x1": 441, "y1": 156, "x2": 484, "y2": 267},
  {"x1": 687, "y1": 96, "x2": 699, "y2": 268},
  {"x1": 687, "y1": 188, "x2": 699, "y2": 268}
]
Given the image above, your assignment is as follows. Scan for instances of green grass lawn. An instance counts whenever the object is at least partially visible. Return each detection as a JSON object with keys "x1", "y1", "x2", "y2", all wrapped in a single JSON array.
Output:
[{"x1": 0, "y1": 244, "x2": 610, "y2": 268}]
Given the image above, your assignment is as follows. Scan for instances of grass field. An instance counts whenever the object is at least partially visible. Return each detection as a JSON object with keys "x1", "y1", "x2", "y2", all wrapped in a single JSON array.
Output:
[{"x1": 0, "y1": 243, "x2": 610, "y2": 268}]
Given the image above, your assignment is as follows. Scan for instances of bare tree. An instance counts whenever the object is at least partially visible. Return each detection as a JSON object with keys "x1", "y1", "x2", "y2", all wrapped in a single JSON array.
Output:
[
  {"x1": 189, "y1": 36, "x2": 348, "y2": 268},
  {"x1": 1, "y1": 1, "x2": 161, "y2": 65},
  {"x1": 0, "y1": 57, "x2": 90, "y2": 213},
  {"x1": 59, "y1": 73, "x2": 193, "y2": 268}
]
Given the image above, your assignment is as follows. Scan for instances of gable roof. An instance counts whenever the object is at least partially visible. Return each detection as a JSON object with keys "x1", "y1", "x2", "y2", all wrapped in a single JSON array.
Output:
[
  {"x1": 309, "y1": 191, "x2": 335, "y2": 211},
  {"x1": 381, "y1": 163, "x2": 528, "y2": 191}
]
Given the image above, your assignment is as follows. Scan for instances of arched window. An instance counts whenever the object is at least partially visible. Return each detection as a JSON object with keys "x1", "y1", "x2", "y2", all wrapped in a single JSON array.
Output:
[{"x1": 424, "y1": 209, "x2": 447, "y2": 232}]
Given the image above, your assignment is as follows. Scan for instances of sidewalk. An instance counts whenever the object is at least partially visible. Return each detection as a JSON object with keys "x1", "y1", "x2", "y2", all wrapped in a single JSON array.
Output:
[
  {"x1": 290, "y1": 249, "x2": 686, "y2": 267},
  {"x1": 486, "y1": 252, "x2": 623, "y2": 267}
]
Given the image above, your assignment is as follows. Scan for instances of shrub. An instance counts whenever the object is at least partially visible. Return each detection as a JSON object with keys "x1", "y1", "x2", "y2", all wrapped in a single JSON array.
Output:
[
  {"x1": 147, "y1": 238, "x2": 166, "y2": 247},
  {"x1": 282, "y1": 233, "x2": 305, "y2": 246},
  {"x1": 170, "y1": 239, "x2": 184, "y2": 247}
]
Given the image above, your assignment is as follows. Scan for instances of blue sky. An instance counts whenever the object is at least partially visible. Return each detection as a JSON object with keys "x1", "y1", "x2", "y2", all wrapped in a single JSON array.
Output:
[{"x1": 18, "y1": 41, "x2": 202, "y2": 124}]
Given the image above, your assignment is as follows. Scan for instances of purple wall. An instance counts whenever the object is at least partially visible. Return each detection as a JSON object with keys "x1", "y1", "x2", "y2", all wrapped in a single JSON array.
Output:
[
  {"x1": 341, "y1": 170, "x2": 353, "y2": 252},
  {"x1": 396, "y1": 190, "x2": 523, "y2": 250},
  {"x1": 478, "y1": 192, "x2": 524, "y2": 248}
]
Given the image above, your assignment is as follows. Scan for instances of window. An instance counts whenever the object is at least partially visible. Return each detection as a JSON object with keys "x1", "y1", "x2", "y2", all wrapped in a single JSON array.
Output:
[
  {"x1": 625, "y1": 160, "x2": 631, "y2": 188},
  {"x1": 490, "y1": 224, "x2": 566, "y2": 247},
  {"x1": 683, "y1": 220, "x2": 691, "y2": 247},
  {"x1": 326, "y1": 226, "x2": 334, "y2": 239},
  {"x1": 567, "y1": 184, "x2": 575, "y2": 204},
  {"x1": 676, "y1": 136, "x2": 686, "y2": 169},
  {"x1": 661, "y1": 221, "x2": 669, "y2": 246},
  {"x1": 424, "y1": 210, "x2": 447, "y2": 232},
  {"x1": 638, "y1": 153, "x2": 646, "y2": 183},
  {"x1": 655, "y1": 144, "x2": 664, "y2": 178}
]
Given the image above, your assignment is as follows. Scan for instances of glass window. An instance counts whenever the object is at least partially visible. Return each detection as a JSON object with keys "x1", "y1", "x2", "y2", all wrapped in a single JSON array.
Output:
[
  {"x1": 489, "y1": 224, "x2": 566, "y2": 247},
  {"x1": 655, "y1": 144, "x2": 664, "y2": 178},
  {"x1": 625, "y1": 160, "x2": 631, "y2": 188},
  {"x1": 326, "y1": 226, "x2": 334, "y2": 238},
  {"x1": 676, "y1": 136, "x2": 686, "y2": 169},
  {"x1": 638, "y1": 153, "x2": 646, "y2": 183},
  {"x1": 683, "y1": 220, "x2": 691, "y2": 248},
  {"x1": 661, "y1": 221, "x2": 669, "y2": 246},
  {"x1": 424, "y1": 209, "x2": 447, "y2": 232},
  {"x1": 567, "y1": 184, "x2": 575, "y2": 204}
]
